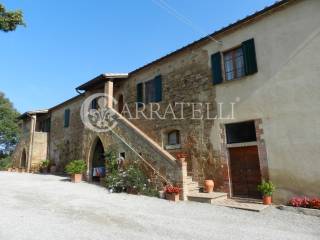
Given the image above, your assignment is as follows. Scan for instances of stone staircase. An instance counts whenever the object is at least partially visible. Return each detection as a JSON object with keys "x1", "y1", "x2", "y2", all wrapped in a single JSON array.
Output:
[
  {"x1": 108, "y1": 108, "x2": 229, "y2": 203},
  {"x1": 185, "y1": 176, "x2": 200, "y2": 194}
]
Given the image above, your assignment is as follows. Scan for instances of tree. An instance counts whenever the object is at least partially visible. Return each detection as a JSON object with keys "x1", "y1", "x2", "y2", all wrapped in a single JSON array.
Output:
[
  {"x1": 0, "y1": 92, "x2": 20, "y2": 155},
  {"x1": 0, "y1": 3, "x2": 25, "y2": 32}
]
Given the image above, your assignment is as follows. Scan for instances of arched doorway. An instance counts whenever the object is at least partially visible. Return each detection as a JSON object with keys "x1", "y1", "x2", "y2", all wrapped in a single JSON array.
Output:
[
  {"x1": 118, "y1": 94, "x2": 124, "y2": 113},
  {"x1": 20, "y1": 149, "x2": 27, "y2": 169},
  {"x1": 91, "y1": 138, "x2": 106, "y2": 182}
]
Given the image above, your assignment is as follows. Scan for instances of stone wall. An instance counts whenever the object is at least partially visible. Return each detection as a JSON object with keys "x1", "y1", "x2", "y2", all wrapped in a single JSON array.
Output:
[
  {"x1": 112, "y1": 48, "x2": 226, "y2": 190},
  {"x1": 49, "y1": 95, "x2": 85, "y2": 172}
]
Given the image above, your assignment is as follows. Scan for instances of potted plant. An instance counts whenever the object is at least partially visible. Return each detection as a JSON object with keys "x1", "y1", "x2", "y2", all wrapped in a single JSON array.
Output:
[
  {"x1": 40, "y1": 160, "x2": 50, "y2": 173},
  {"x1": 165, "y1": 186, "x2": 181, "y2": 202},
  {"x1": 65, "y1": 160, "x2": 87, "y2": 183},
  {"x1": 257, "y1": 180, "x2": 275, "y2": 205},
  {"x1": 204, "y1": 179, "x2": 214, "y2": 193}
]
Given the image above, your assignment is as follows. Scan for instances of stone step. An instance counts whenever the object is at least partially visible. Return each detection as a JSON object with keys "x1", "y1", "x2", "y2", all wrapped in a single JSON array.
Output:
[
  {"x1": 187, "y1": 192, "x2": 228, "y2": 204},
  {"x1": 186, "y1": 183, "x2": 199, "y2": 188},
  {"x1": 188, "y1": 190, "x2": 200, "y2": 194},
  {"x1": 187, "y1": 185, "x2": 199, "y2": 190}
]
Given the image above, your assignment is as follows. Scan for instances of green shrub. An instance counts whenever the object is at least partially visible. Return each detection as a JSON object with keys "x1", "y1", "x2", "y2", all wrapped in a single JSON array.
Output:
[
  {"x1": 40, "y1": 160, "x2": 50, "y2": 168},
  {"x1": 104, "y1": 151, "x2": 158, "y2": 196},
  {"x1": 65, "y1": 160, "x2": 87, "y2": 174},
  {"x1": 257, "y1": 180, "x2": 275, "y2": 196},
  {"x1": 0, "y1": 156, "x2": 12, "y2": 170}
]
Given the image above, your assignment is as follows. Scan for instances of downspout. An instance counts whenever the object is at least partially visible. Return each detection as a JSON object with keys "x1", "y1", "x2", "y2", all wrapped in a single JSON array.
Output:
[{"x1": 27, "y1": 114, "x2": 36, "y2": 172}]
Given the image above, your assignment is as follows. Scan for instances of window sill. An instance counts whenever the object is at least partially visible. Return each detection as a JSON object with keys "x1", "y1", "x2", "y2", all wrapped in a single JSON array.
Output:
[
  {"x1": 165, "y1": 144, "x2": 181, "y2": 150},
  {"x1": 214, "y1": 72, "x2": 257, "y2": 86},
  {"x1": 226, "y1": 141, "x2": 257, "y2": 148}
]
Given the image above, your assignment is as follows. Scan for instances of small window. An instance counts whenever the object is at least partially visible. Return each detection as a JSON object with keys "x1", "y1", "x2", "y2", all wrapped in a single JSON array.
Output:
[
  {"x1": 64, "y1": 109, "x2": 70, "y2": 128},
  {"x1": 168, "y1": 130, "x2": 180, "y2": 145},
  {"x1": 226, "y1": 121, "x2": 256, "y2": 144},
  {"x1": 223, "y1": 47, "x2": 245, "y2": 81},
  {"x1": 91, "y1": 99, "x2": 98, "y2": 109},
  {"x1": 120, "y1": 152, "x2": 125, "y2": 159}
]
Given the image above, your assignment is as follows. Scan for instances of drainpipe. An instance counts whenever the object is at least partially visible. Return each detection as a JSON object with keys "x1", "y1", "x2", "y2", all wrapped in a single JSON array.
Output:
[{"x1": 27, "y1": 114, "x2": 36, "y2": 172}]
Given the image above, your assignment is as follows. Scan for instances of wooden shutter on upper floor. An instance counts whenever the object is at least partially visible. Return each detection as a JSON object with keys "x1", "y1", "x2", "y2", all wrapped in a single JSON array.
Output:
[
  {"x1": 136, "y1": 83, "x2": 143, "y2": 107},
  {"x1": 211, "y1": 52, "x2": 223, "y2": 84},
  {"x1": 242, "y1": 38, "x2": 258, "y2": 75},
  {"x1": 154, "y1": 75, "x2": 162, "y2": 102},
  {"x1": 64, "y1": 109, "x2": 70, "y2": 128}
]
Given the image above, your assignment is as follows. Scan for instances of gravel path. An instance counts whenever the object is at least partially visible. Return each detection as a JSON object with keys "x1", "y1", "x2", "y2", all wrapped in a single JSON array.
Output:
[{"x1": 0, "y1": 172, "x2": 318, "y2": 240}]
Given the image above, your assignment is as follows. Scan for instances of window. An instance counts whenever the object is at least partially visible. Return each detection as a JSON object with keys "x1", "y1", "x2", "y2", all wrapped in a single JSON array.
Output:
[
  {"x1": 91, "y1": 99, "x2": 98, "y2": 109},
  {"x1": 39, "y1": 118, "x2": 51, "y2": 132},
  {"x1": 120, "y1": 152, "x2": 125, "y2": 159},
  {"x1": 145, "y1": 80, "x2": 156, "y2": 104},
  {"x1": 226, "y1": 121, "x2": 256, "y2": 144},
  {"x1": 168, "y1": 130, "x2": 180, "y2": 145},
  {"x1": 211, "y1": 38, "x2": 258, "y2": 84},
  {"x1": 136, "y1": 75, "x2": 162, "y2": 105},
  {"x1": 64, "y1": 109, "x2": 70, "y2": 128},
  {"x1": 223, "y1": 47, "x2": 245, "y2": 81},
  {"x1": 145, "y1": 75, "x2": 162, "y2": 104}
]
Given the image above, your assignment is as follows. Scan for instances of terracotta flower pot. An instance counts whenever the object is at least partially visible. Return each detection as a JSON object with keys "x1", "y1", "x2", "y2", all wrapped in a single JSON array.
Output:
[
  {"x1": 71, "y1": 174, "x2": 83, "y2": 183},
  {"x1": 166, "y1": 193, "x2": 180, "y2": 202},
  {"x1": 263, "y1": 195, "x2": 272, "y2": 205},
  {"x1": 204, "y1": 180, "x2": 214, "y2": 193}
]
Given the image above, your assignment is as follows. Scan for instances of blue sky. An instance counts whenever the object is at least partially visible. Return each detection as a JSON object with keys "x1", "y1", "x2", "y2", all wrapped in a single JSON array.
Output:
[{"x1": 1, "y1": 0, "x2": 275, "y2": 113}]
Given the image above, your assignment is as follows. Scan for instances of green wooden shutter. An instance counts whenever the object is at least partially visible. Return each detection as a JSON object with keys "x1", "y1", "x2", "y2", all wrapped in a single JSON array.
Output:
[
  {"x1": 242, "y1": 38, "x2": 258, "y2": 75},
  {"x1": 64, "y1": 109, "x2": 70, "y2": 128},
  {"x1": 136, "y1": 83, "x2": 143, "y2": 107},
  {"x1": 154, "y1": 75, "x2": 162, "y2": 102},
  {"x1": 211, "y1": 52, "x2": 223, "y2": 84}
]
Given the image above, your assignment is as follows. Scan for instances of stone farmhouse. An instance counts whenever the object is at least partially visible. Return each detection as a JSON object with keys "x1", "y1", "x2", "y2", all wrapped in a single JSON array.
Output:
[{"x1": 12, "y1": 0, "x2": 320, "y2": 203}]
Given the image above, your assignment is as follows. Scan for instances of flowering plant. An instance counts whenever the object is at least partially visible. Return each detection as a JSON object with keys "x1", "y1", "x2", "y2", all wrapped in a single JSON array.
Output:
[
  {"x1": 165, "y1": 186, "x2": 181, "y2": 194},
  {"x1": 288, "y1": 196, "x2": 320, "y2": 209},
  {"x1": 176, "y1": 152, "x2": 188, "y2": 159}
]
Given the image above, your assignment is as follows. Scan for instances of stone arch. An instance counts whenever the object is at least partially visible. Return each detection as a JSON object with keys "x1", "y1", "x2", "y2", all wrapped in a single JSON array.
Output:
[
  {"x1": 20, "y1": 148, "x2": 27, "y2": 169},
  {"x1": 87, "y1": 136, "x2": 107, "y2": 182}
]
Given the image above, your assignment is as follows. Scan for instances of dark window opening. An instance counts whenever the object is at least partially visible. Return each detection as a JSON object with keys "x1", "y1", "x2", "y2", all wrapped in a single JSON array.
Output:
[
  {"x1": 120, "y1": 152, "x2": 125, "y2": 159},
  {"x1": 168, "y1": 130, "x2": 180, "y2": 145},
  {"x1": 118, "y1": 95, "x2": 124, "y2": 113},
  {"x1": 39, "y1": 118, "x2": 51, "y2": 132},
  {"x1": 226, "y1": 121, "x2": 256, "y2": 144},
  {"x1": 91, "y1": 99, "x2": 98, "y2": 109}
]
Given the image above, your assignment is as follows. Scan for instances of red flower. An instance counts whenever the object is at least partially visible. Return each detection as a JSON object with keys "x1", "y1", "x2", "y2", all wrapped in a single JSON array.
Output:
[
  {"x1": 176, "y1": 152, "x2": 188, "y2": 159},
  {"x1": 288, "y1": 196, "x2": 320, "y2": 209},
  {"x1": 165, "y1": 186, "x2": 181, "y2": 194}
]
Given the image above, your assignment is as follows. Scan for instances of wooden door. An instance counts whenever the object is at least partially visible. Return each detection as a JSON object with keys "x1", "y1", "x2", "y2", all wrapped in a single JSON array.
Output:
[{"x1": 229, "y1": 146, "x2": 262, "y2": 198}]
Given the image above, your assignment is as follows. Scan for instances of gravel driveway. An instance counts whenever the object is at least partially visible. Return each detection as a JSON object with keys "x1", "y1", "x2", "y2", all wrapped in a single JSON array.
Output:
[{"x1": 0, "y1": 172, "x2": 318, "y2": 240}]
